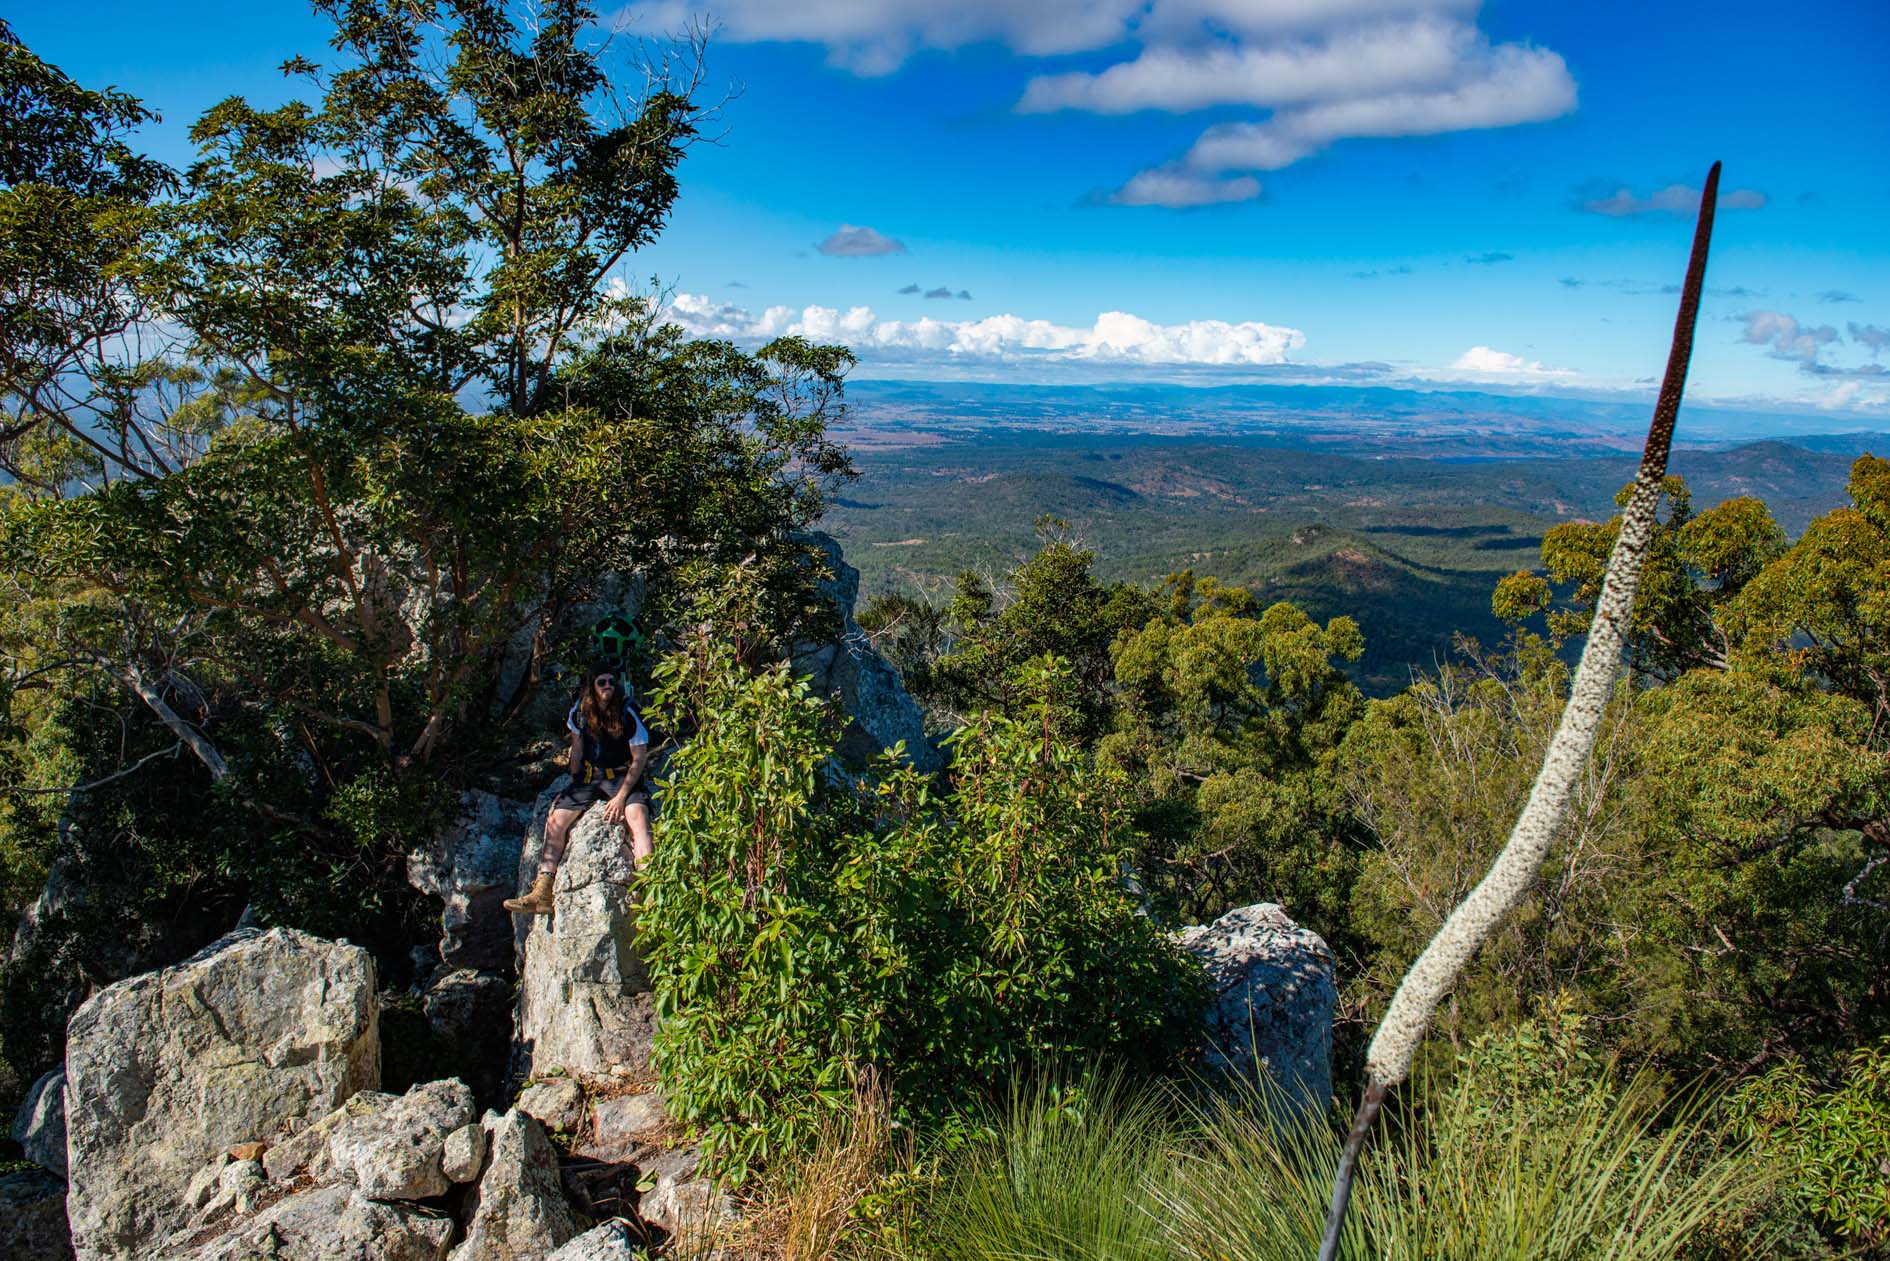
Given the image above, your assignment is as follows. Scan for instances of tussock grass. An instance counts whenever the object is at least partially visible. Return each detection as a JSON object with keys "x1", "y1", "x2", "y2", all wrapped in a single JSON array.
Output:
[{"x1": 903, "y1": 1063, "x2": 1775, "y2": 1261}]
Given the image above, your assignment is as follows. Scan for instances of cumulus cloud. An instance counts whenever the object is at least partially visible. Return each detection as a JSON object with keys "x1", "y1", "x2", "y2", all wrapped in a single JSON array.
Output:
[
  {"x1": 1019, "y1": 14, "x2": 1474, "y2": 114},
  {"x1": 1171, "y1": 39, "x2": 1573, "y2": 176},
  {"x1": 1741, "y1": 310, "x2": 1838, "y2": 367},
  {"x1": 614, "y1": 1, "x2": 1572, "y2": 203},
  {"x1": 924, "y1": 286, "x2": 954, "y2": 299},
  {"x1": 1450, "y1": 345, "x2": 1571, "y2": 377},
  {"x1": 816, "y1": 224, "x2": 906, "y2": 256},
  {"x1": 614, "y1": 0, "x2": 1484, "y2": 75},
  {"x1": 897, "y1": 283, "x2": 921, "y2": 294},
  {"x1": 1579, "y1": 182, "x2": 1768, "y2": 217},
  {"x1": 1465, "y1": 251, "x2": 1513, "y2": 264},
  {"x1": 1852, "y1": 322, "x2": 1890, "y2": 357},
  {"x1": 1105, "y1": 166, "x2": 1262, "y2": 207},
  {"x1": 648, "y1": 289, "x2": 1305, "y2": 366},
  {"x1": 1820, "y1": 290, "x2": 1860, "y2": 303}
]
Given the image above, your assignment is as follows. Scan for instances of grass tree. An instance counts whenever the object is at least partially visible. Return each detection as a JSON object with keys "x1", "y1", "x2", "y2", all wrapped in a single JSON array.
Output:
[{"x1": 1314, "y1": 162, "x2": 1726, "y2": 1261}]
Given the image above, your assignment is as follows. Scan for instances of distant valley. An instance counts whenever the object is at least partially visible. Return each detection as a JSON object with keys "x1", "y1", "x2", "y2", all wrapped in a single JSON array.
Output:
[{"x1": 823, "y1": 381, "x2": 1881, "y2": 693}]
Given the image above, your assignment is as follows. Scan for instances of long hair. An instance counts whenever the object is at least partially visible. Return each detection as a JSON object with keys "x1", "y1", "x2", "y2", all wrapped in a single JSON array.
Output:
[{"x1": 580, "y1": 675, "x2": 626, "y2": 741}]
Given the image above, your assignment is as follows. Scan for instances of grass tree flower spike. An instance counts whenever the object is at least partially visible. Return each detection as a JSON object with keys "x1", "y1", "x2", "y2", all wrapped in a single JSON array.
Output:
[{"x1": 1314, "y1": 161, "x2": 1723, "y2": 1261}]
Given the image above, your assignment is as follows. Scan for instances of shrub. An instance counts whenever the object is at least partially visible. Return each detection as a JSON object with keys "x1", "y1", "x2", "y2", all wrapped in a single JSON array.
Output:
[
  {"x1": 639, "y1": 595, "x2": 1201, "y2": 1186},
  {"x1": 1727, "y1": 1039, "x2": 1890, "y2": 1251}
]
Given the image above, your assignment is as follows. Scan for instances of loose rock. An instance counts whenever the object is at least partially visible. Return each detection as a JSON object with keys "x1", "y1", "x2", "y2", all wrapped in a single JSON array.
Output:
[
  {"x1": 515, "y1": 1078, "x2": 587, "y2": 1137},
  {"x1": 64, "y1": 927, "x2": 379, "y2": 1261},
  {"x1": 326, "y1": 1079, "x2": 476, "y2": 1201},
  {"x1": 636, "y1": 1143, "x2": 735, "y2": 1236},
  {"x1": 449, "y1": 1109, "x2": 577, "y2": 1261},
  {"x1": 545, "y1": 1220, "x2": 640, "y2": 1261},
  {"x1": 442, "y1": 1123, "x2": 486, "y2": 1184},
  {"x1": 575, "y1": 1091, "x2": 666, "y2": 1164},
  {"x1": 264, "y1": 1092, "x2": 396, "y2": 1185}
]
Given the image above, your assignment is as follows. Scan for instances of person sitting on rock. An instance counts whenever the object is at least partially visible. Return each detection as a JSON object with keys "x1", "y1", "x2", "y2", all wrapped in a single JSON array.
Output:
[{"x1": 504, "y1": 661, "x2": 653, "y2": 916}]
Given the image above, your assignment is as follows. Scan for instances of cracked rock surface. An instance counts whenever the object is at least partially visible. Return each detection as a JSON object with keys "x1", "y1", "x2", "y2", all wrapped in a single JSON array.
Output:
[{"x1": 64, "y1": 927, "x2": 379, "y2": 1261}]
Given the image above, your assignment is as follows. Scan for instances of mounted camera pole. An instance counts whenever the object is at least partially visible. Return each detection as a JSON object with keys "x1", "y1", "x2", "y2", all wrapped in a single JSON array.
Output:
[{"x1": 1314, "y1": 161, "x2": 1722, "y2": 1261}]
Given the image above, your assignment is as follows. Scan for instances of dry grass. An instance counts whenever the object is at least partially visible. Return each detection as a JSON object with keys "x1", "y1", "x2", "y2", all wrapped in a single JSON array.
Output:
[{"x1": 677, "y1": 1071, "x2": 904, "y2": 1261}]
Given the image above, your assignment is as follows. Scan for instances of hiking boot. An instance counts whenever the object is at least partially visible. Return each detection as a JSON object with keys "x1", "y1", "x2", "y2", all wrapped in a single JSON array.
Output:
[{"x1": 504, "y1": 873, "x2": 556, "y2": 915}]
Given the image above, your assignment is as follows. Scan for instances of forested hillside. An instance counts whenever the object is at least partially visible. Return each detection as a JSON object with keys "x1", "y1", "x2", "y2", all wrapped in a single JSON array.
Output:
[{"x1": 1, "y1": 6, "x2": 1886, "y2": 1261}]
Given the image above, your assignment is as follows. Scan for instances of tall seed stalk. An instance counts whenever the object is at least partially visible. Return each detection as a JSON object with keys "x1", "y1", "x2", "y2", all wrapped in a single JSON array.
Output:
[{"x1": 1314, "y1": 162, "x2": 1725, "y2": 1261}]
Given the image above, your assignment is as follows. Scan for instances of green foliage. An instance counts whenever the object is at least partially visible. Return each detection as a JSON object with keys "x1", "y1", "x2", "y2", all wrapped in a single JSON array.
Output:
[
  {"x1": 1103, "y1": 571, "x2": 1367, "y2": 932},
  {"x1": 1727, "y1": 1040, "x2": 1890, "y2": 1250},
  {"x1": 922, "y1": 519, "x2": 1156, "y2": 739},
  {"x1": 641, "y1": 582, "x2": 1200, "y2": 1186}
]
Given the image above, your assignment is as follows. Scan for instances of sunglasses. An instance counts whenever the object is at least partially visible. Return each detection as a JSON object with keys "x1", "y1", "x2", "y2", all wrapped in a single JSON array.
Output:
[{"x1": 593, "y1": 675, "x2": 618, "y2": 690}]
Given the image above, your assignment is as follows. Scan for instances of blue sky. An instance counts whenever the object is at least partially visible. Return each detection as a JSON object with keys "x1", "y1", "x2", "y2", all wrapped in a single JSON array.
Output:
[{"x1": 17, "y1": 0, "x2": 1890, "y2": 418}]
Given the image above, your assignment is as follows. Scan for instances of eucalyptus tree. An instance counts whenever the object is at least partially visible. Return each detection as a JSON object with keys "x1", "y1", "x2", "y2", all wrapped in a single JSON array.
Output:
[{"x1": 0, "y1": 4, "x2": 853, "y2": 930}]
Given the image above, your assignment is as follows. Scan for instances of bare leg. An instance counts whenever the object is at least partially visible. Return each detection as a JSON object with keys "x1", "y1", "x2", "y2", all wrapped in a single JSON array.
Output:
[
  {"x1": 625, "y1": 803, "x2": 653, "y2": 869},
  {"x1": 539, "y1": 807, "x2": 582, "y2": 876}
]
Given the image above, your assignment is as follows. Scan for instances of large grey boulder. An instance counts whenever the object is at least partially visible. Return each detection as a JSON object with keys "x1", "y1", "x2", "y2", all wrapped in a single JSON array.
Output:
[
  {"x1": 1176, "y1": 902, "x2": 1336, "y2": 1116},
  {"x1": 64, "y1": 927, "x2": 379, "y2": 1261},
  {"x1": 167, "y1": 1183, "x2": 455, "y2": 1261},
  {"x1": 512, "y1": 787, "x2": 656, "y2": 1082},
  {"x1": 326, "y1": 1079, "x2": 477, "y2": 1201},
  {"x1": 410, "y1": 792, "x2": 536, "y2": 971},
  {"x1": 12, "y1": 1065, "x2": 66, "y2": 1176},
  {"x1": 450, "y1": 1108, "x2": 578, "y2": 1261},
  {"x1": 793, "y1": 533, "x2": 940, "y2": 773},
  {"x1": 0, "y1": 1168, "x2": 72, "y2": 1261}
]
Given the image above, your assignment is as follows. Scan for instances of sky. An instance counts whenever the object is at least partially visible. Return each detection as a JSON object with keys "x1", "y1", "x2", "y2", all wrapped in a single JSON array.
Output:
[{"x1": 16, "y1": 0, "x2": 1890, "y2": 419}]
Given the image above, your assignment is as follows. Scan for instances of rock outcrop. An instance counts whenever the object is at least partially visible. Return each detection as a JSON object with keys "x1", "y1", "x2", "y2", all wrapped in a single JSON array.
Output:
[
  {"x1": 410, "y1": 792, "x2": 536, "y2": 972},
  {"x1": 449, "y1": 1108, "x2": 578, "y2": 1261},
  {"x1": 512, "y1": 785, "x2": 656, "y2": 1082},
  {"x1": 793, "y1": 533, "x2": 941, "y2": 773},
  {"x1": 12, "y1": 1065, "x2": 66, "y2": 1176},
  {"x1": 1177, "y1": 902, "x2": 1336, "y2": 1115},
  {"x1": 63, "y1": 927, "x2": 379, "y2": 1261},
  {"x1": 0, "y1": 1168, "x2": 72, "y2": 1261}
]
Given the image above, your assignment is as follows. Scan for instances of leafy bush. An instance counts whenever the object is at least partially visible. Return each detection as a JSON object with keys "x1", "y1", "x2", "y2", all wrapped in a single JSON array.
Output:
[
  {"x1": 639, "y1": 588, "x2": 1202, "y2": 1185},
  {"x1": 1727, "y1": 1039, "x2": 1890, "y2": 1251}
]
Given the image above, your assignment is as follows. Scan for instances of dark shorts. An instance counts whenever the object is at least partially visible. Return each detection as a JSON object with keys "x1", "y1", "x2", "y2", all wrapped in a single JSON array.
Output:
[{"x1": 551, "y1": 774, "x2": 651, "y2": 815}]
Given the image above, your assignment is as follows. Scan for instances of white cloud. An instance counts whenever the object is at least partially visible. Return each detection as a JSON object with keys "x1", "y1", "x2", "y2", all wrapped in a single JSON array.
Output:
[
  {"x1": 1449, "y1": 345, "x2": 1572, "y2": 377},
  {"x1": 1020, "y1": 15, "x2": 1470, "y2": 114},
  {"x1": 1181, "y1": 40, "x2": 1575, "y2": 172},
  {"x1": 1580, "y1": 183, "x2": 1768, "y2": 217},
  {"x1": 1741, "y1": 310, "x2": 1838, "y2": 367},
  {"x1": 1107, "y1": 166, "x2": 1263, "y2": 208},
  {"x1": 615, "y1": 0, "x2": 1476, "y2": 74},
  {"x1": 816, "y1": 224, "x2": 907, "y2": 256},
  {"x1": 614, "y1": 0, "x2": 1571, "y2": 201},
  {"x1": 652, "y1": 291, "x2": 1305, "y2": 366}
]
